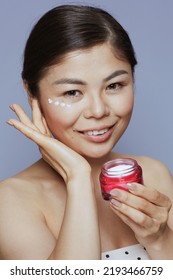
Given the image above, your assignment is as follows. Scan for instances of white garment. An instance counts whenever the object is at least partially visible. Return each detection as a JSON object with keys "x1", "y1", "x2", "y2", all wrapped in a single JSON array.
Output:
[{"x1": 102, "y1": 244, "x2": 150, "y2": 260}]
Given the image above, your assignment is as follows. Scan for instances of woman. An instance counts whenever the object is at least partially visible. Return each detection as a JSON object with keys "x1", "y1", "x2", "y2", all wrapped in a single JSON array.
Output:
[{"x1": 0, "y1": 5, "x2": 173, "y2": 260}]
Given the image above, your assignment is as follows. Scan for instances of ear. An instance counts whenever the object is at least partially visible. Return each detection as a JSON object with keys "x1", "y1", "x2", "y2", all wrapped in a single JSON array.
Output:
[{"x1": 23, "y1": 80, "x2": 33, "y2": 107}]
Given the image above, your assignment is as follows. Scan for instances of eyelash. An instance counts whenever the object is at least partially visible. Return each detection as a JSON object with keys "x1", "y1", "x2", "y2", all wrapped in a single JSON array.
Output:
[
  {"x1": 64, "y1": 90, "x2": 81, "y2": 98},
  {"x1": 106, "y1": 82, "x2": 123, "y2": 92},
  {"x1": 63, "y1": 82, "x2": 124, "y2": 98}
]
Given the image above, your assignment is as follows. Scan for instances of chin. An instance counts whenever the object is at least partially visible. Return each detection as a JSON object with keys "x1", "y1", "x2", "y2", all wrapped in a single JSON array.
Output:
[{"x1": 78, "y1": 145, "x2": 113, "y2": 160}]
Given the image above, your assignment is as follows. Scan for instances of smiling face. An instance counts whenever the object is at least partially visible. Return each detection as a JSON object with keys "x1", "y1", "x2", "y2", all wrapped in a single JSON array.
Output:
[{"x1": 38, "y1": 43, "x2": 134, "y2": 159}]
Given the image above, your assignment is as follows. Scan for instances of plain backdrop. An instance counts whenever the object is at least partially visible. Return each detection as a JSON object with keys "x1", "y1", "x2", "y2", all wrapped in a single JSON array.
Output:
[{"x1": 1, "y1": 0, "x2": 173, "y2": 180}]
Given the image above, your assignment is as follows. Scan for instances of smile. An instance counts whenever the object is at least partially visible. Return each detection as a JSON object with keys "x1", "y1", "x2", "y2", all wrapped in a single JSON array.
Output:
[
  {"x1": 84, "y1": 128, "x2": 109, "y2": 136},
  {"x1": 77, "y1": 124, "x2": 115, "y2": 143}
]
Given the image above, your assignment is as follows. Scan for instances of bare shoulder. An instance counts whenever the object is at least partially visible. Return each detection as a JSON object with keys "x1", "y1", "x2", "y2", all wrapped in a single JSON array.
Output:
[
  {"x1": 0, "y1": 177, "x2": 37, "y2": 217},
  {"x1": 0, "y1": 159, "x2": 66, "y2": 204},
  {"x1": 0, "y1": 160, "x2": 66, "y2": 259},
  {"x1": 0, "y1": 159, "x2": 66, "y2": 225},
  {"x1": 134, "y1": 155, "x2": 173, "y2": 194},
  {"x1": 114, "y1": 152, "x2": 173, "y2": 194},
  {"x1": 0, "y1": 162, "x2": 51, "y2": 211}
]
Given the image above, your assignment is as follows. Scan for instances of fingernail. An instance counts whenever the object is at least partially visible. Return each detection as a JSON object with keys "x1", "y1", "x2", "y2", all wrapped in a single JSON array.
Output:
[
  {"x1": 110, "y1": 199, "x2": 122, "y2": 208},
  {"x1": 127, "y1": 183, "x2": 137, "y2": 192},
  {"x1": 7, "y1": 120, "x2": 14, "y2": 126},
  {"x1": 9, "y1": 104, "x2": 15, "y2": 111},
  {"x1": 110, "y1": 189, "x2": 121, "y2": 197}
]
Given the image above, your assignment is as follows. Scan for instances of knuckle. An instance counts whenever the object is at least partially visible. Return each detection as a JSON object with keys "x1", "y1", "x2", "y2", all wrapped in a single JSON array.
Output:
[
  {"x1": 139, "y1": 199, "x2": 148, "y2": 210},
  {"x1": 121, "y1": 203, "x2": 128, "y2": 212},
  {"x1": 122, "y1": 192, "x2": 129, "y2": 202},
  {"x1": 152, "y1": 189, "x2": 161, "y2": 202},
  {"x1": 152, "y1": 220, "x2": 161, "y2": 233},
  {"x1": 139, "y1": 214, "x2": 148, "y2": 225},
  {"x1": 135, "y1": 212, "x2": 148, "y2": 225},
  {"x1": 158, "y1": 210, "x2": 168, "y2": 224}
]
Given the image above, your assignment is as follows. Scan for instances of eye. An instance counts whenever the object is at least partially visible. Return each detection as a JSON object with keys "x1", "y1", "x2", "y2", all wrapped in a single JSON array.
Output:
[
  {"x1": 64, "y1": 90, "x2": 81, "y2": 98},
  {"x1": 106, "y1": 82, "x2": 123, "y2": 92}
]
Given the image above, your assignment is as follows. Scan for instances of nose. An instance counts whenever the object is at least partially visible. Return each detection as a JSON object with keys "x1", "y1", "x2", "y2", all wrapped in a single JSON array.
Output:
[{"x1": 83, "y1": 95, "x2": 110, "y2": 119}]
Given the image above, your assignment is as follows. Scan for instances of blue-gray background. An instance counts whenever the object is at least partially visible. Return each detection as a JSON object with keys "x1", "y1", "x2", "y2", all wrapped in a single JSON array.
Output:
[{"x1": 1, "y1": 0, "x2": 173, "y2": 180}]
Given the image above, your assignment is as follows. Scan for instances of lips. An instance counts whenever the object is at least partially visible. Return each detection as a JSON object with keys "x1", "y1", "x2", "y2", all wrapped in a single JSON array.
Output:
[
  {"x1": 77, "y1": 124, "x2": 115, "y2": 143},
  {"x1": 83, "y1": 127, "x2": 109, "y2": 136}
]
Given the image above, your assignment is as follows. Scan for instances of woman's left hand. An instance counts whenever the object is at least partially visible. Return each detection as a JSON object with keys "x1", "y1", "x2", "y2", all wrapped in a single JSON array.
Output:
[{"x1": 110, "y1": 183, "x2": 172, "y2": 248}]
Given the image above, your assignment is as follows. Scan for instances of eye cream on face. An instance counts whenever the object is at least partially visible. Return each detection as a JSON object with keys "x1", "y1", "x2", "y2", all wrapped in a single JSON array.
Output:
[{"x1": 48, "y1": 98, "x2": 72, "y2": 108}]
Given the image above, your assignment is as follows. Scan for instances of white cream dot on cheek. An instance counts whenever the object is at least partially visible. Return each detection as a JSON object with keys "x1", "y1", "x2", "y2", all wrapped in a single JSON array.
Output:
[
  {"x1": 47, "y1": 98, "x2": 72, "y2": 108},
  {"x1": 48, "y1": 98, "x2": 53, "y2": 104}
]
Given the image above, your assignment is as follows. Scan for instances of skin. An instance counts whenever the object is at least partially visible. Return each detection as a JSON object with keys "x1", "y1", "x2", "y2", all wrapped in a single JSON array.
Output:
[{"x1": 0, "y1": 43, "x2": 173, "y2": 260}]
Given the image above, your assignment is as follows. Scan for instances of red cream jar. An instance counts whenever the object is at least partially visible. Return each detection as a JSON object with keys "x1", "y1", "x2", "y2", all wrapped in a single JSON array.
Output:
[{"x1": 99, "y1": 158, "x2": 143, "y2": 200}]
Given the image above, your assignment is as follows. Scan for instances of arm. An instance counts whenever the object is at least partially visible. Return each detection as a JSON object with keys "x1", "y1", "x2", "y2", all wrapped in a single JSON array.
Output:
[
  {"x1": 110, "y1": 157, "x2": 173, "y2": 259},
  {"x1": 2, "y1": 100, "x2": 101, "y2": 259},
  {"x1": 48, "y1": 174, "x2": 100, "y2": 260}
]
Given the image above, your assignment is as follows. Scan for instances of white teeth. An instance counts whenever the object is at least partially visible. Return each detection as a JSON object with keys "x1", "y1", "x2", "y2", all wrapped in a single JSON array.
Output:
[{"x1": 85, "y1": 128, "x2": 109, "y2": 136}]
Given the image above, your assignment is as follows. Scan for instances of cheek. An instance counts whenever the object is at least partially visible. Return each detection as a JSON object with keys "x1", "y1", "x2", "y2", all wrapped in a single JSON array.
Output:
[
  {"x1": 41, "y1": 104, "x2": 79, "y2": 134},
  {"x1": 113, "y1": 93, "x2": 134, "y2": 117}
]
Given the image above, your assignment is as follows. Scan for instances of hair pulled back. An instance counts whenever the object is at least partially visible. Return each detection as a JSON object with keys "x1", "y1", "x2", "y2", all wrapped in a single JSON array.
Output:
[{"x1": 22, "y1": 5, "x2": 137, "y2": 97}]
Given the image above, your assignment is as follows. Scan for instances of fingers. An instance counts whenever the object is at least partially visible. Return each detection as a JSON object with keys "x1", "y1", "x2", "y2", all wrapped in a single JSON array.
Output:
[
  {"x1": 9, "y1": 101, "x2": 52, "y2": 137},
  {"x1": 31, "y1": 99, "x2": 50, "y2": 135},
  {"x1": 110, "y1": 183, "x2": 171, "y2": 210},
  {"x1": 8, "y1": 102, "x2": 51, "y2": 147},
  {"x1": 7, "y1": 116, "x2": 68, "y2": 158},
  {"x1": 109, "y1": 206, "x2": 158, "y2": 243},
  {"x1": 7, "y1": 103, "x2": 90, "y2": 184},
  {"x1": 42, "y1": 117, "x2": 52, "y2": 136},
  {"x1": 128, "y1": 183, "x2": 172, "y2": 209},
  {"x1": 7, "y1": 118, "x2": 49, "y2": 146},
  {"x1": 110, "y1": 202, "x2": 153, "y2": 230},
  {"x1": 110, "y1": 188, "x2": 158, "y2": 217},
  {"x1": 110, "y1": 184, "x2": 171, "y2": 237},
  {"x1": 110, "y1": 184, "x2": 172, "y2": 217},
  {"x1": 110, "y1": 195, "x2": 154, "y2": 226},
  {"x1": 10, "y1": 104, "x2": 36, "y2": 130}
]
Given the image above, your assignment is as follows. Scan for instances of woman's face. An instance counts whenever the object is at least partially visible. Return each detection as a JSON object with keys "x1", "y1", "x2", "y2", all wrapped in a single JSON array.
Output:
[{"x1": 38, "y1": 43, "x2": 134, "y2": 158}]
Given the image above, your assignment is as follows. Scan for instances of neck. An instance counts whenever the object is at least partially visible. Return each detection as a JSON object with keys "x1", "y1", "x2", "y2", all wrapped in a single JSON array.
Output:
[{"x1": 85, "y1": 151, "x2": 116, "y2": 174}]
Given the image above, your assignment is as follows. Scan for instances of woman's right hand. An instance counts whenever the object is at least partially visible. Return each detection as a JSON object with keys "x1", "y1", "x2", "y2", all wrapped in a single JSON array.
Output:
[{"x1": 7, "y1": 99, "x2": 91, "y2": 185}]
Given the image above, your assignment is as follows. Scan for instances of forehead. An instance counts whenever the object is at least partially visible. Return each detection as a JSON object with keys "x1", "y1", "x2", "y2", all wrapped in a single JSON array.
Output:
[{"x1": 42, "y1": 43, "x2": 131, "y2": 81}]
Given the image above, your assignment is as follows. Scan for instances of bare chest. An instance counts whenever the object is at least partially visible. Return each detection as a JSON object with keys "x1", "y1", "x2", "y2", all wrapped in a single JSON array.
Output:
[{"x1": 42, "y1": 187, "x2": 137, "y2": 252}]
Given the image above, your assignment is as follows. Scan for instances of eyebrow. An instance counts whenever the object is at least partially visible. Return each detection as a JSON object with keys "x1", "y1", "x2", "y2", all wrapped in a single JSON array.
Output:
[
  {"x1": 104, "y1": 69, "x2": 128, "y2": 82},
  {"x1": 52, "y1": 69, "x2": 128, "y2": 86}
]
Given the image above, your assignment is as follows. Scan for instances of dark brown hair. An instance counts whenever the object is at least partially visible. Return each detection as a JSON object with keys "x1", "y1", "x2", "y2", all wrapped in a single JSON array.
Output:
[{"x1": 22, "y1": 5, "x2": 137, "y2": 97}]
